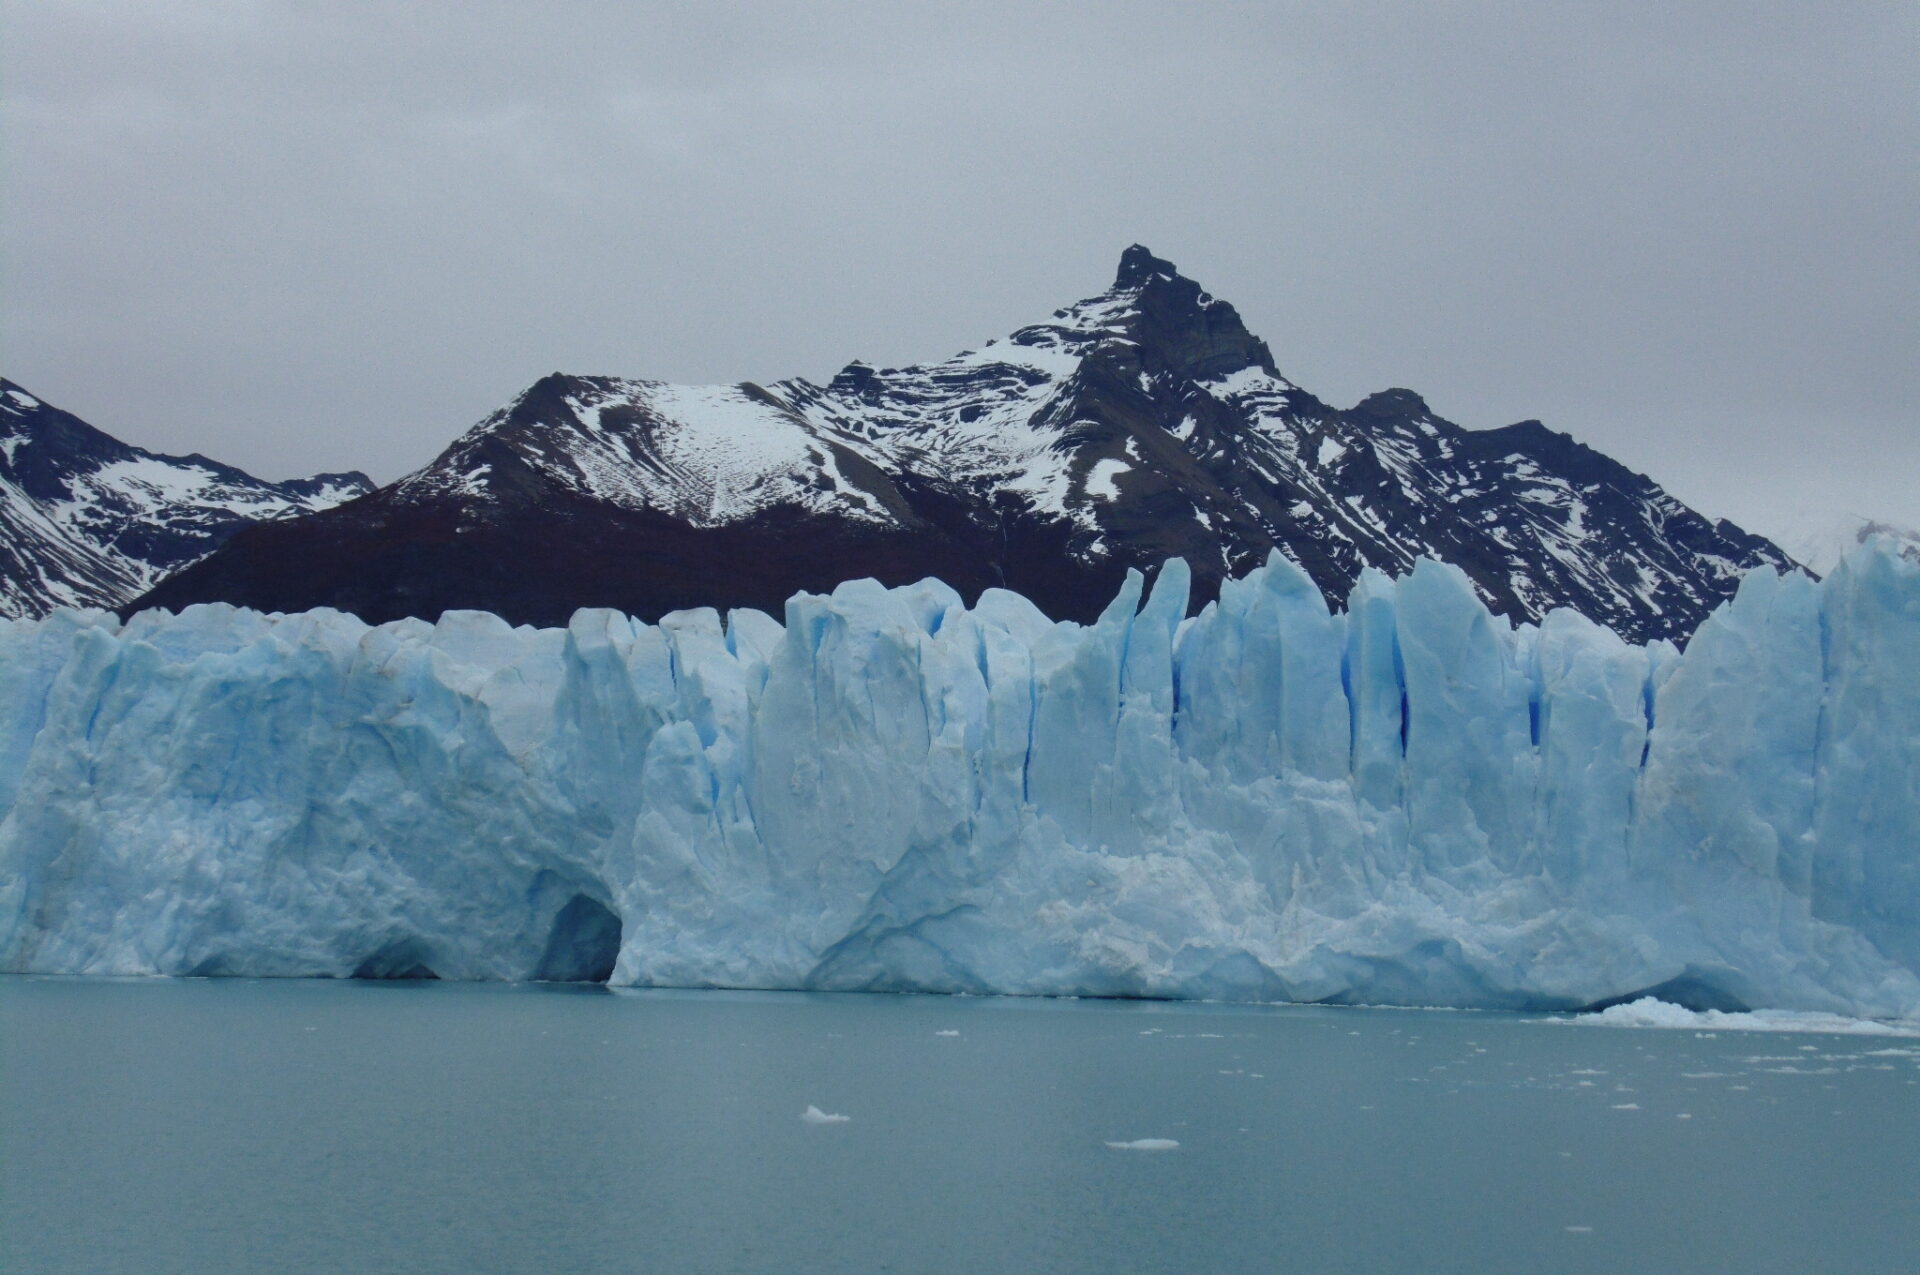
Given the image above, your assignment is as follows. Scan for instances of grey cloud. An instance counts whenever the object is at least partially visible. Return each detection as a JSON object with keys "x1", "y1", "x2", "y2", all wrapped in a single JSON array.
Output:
[{"x1": 4, "y1": 0, "x2": 1914, "y2": 554}]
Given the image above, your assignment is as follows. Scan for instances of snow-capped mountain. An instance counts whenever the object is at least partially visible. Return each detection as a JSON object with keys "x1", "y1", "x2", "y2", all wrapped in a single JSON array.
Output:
[
  {"x1": 137, "y1": 247, "x2": 1793, "y2": 641},
  {"x1": 1774, "y1": 512, "x2": 1920, "y2": 576},
  {"x1": 0, "y1": 379, "x2": 370, "y2": 618}
]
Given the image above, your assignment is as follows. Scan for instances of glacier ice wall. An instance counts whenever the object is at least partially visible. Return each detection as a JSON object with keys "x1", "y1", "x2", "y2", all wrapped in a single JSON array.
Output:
[{"x1": 1, "y1": 541, "x2": 1917, "y2": 1016}]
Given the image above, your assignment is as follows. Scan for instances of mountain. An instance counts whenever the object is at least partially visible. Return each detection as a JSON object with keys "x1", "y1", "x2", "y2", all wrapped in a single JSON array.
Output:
[
  {"x1": 1774, "y1": 511, "x2": 1920, "y2": 576},
  {"x1": 134, "y1": 247, "x2": 1794, "y2": 641},
  {"x1": 0, "y1": 379, "x2": 371, "y2": 618}
]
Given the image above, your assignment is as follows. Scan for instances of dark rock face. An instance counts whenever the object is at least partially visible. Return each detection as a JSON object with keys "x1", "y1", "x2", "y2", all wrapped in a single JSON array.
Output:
[
  {"x1": 0, "y1": 379, "x2": 371, "y2": 618},
  {"x1": 134, "y1": 249, "x2": 1795, "y2": 641}
]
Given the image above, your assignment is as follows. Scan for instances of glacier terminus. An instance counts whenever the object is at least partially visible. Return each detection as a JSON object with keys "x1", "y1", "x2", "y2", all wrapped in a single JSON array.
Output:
[{"x1": 1, "y1": 539, "x2": 1917, "y2": 1019}]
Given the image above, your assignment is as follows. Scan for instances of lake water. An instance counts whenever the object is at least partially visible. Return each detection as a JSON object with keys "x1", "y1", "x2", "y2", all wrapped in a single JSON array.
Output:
[{"x1": 3, "y1": 978, "x2": 1917, "y2": 1273}]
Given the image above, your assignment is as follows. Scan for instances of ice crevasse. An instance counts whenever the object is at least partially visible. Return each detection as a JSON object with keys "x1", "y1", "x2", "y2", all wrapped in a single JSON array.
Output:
[{"x1": 0, "y1": 540, "x2": 1916, "y2": 1017}]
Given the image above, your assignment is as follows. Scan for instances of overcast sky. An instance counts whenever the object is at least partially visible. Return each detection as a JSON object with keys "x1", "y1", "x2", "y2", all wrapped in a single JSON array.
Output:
[{"x1": 5, "y1": 1, "x2": 1914, "y2": 558}]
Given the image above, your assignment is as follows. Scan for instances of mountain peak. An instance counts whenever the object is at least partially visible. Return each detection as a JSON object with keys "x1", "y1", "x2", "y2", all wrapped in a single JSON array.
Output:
[
  {"x1": 1349, "y1": 388, "x2": 1432, "y2": 421},
  {"x1": 124, "y1": 254, "x2": 1797, "y2": 644},
  {"x1": 1015, "y1": 248, "x2": 1276, "y2": 382},
  {"x1": 1115, "y1": 243, "x2": 1180, "y2": 289},
  {"x1": 828, "y1": 360, "x2": 880, "y2": 396},
  {"x1": 1112, "y1": 251, "x2": 1280, "y2": 382}
]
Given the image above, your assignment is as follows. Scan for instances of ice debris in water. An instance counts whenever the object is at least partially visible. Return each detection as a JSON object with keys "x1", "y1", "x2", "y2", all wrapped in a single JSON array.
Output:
[
  {"x1": 801, "y1": 1106, "x2": 850, "y2": 1125},
  {"x1": 1105, "y1": 1138, "x2": 1180, "y2": 1151},
  {"x1": 934, "y1": 1029, "x2": 960, "y2": 1037},
  {"x1": 1, "y1": 540, "x2": 1918, "y2": 1018},
  {"x1": 1576, "y1": 998, "x2": 1920, "y2": 1038}
]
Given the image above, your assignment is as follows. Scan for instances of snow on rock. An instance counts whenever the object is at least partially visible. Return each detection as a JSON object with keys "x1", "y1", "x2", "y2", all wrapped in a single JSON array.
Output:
[
  {"x1": 1, "y1": 540, "x2": 1919, "y2": 1019},
  {"x1": 1084, "y1": 458, "x2": 1129, "y2": 502},
  {"x1": 404, "y1": 376, "x2": 900, "y2": 528},
  {"x1": 139, "y1": 249, "x2": 1796, "y2": 644},
  {"x1": 0, "y1": 377, "x2": 371, "y2": 619}
]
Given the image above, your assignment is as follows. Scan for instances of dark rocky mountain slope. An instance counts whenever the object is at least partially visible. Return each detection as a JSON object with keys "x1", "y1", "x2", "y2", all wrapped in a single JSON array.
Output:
[
  {"x1": 0, "y1": 379, "x2": 369, "y2": 618},
  {"x1": 135, "y1": 248, "x2": 1793, "y2": 641}
]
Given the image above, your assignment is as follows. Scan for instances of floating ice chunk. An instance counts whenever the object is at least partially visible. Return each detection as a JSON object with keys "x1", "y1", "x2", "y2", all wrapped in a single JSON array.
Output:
[
  {"x1": 1576, "y1": 998, "x2": 1920, "y2": 1037},
  {"x1": 934, "y1": 1029, "x2": 960, "y2": 1037},
  {"x1": 801, "y1": 1105, "x2": 850, "y2": 1125},
  {"x1": 1105, "y1": 1138, "x2": 1180, "y2": 1151},
  {"x1": 1610, "y1": 1103, "x2": 1640, "y2": 1110}
]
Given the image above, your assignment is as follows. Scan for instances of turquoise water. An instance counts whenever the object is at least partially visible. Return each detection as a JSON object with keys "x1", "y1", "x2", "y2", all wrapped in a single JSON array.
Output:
[{"x1": 3, "y1": 977, "x2": 1917, "y2": 1273}]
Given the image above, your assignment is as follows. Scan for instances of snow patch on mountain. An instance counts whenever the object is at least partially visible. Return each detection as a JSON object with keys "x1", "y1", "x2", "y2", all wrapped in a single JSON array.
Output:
[{"x1": 1085, "y1": 458, "x2": 1128, "y2": 501}]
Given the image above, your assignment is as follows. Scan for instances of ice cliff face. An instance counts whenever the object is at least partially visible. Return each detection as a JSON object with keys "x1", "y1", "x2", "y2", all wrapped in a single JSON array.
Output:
[
  {"x1": 0, "y1": 379, "x2": 371, "y2": 619},
  {"x1": 3, "y1": 541, "x2": 1917, "y2": 1018}
]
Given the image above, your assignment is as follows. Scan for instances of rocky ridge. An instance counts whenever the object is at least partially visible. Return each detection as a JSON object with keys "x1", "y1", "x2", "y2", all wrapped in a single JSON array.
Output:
[
  {"x1": 0, "y1": 379, "x2": 370, "y2": 619},
  {"x1": 134, "y1": 248, "x2": 1793, "y2": 641}
]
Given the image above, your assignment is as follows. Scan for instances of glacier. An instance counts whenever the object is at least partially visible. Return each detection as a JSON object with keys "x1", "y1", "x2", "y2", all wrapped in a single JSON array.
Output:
[{"x1": 1, "y1": 539, "x2": 1917, "y2": 1018}]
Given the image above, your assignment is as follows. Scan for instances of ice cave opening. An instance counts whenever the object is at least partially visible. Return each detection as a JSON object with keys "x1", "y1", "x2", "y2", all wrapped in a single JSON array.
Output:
[
  {"x1": 1582, "y1": 969, "x2": 1751, "y2": 1015},
  {"x1": 534, "y1": 894, "x2": 623, "y2": 983},
  {"x1": 351, "y1": 938, "x2": 440, "y2": 981}
]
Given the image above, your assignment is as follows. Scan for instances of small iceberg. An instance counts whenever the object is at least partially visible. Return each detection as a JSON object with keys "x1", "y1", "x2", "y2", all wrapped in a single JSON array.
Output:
[
  {"x1": 1105, "y1": 1138, "x2": 1180, "y2": 1151},
  {"x1": 1573, "y1": 997, "x2": 1920, "y2": 1038},
  {"x1": 801, "y1": 1105, "x2": 850, "y2": 1125}
]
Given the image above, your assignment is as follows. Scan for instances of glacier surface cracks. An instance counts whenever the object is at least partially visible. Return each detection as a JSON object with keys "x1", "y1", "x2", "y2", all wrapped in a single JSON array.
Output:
[{"x1": 1, "y1": 540, "x2": 1917, "y2": 1018}]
